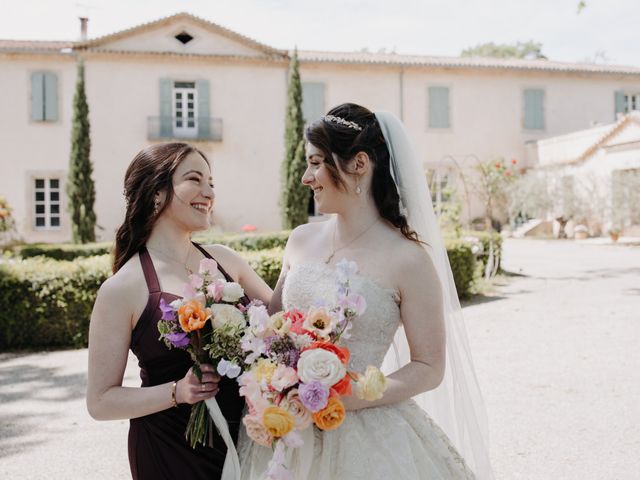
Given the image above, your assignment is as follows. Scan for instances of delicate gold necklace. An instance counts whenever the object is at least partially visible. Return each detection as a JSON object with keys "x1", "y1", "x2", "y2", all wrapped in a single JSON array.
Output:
[
  {"x1": 147, "y1": 244, "x2": 194, "y2": 276},
  {"x1": 325, "y1": 218, "x2": 379, "y2": 264}
]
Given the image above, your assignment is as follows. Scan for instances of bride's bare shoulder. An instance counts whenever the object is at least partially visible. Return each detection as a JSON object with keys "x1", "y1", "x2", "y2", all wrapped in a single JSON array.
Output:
[
  {"x1": 287, "y1": 221, "x2": 328, "y2": 248},
  {"x1": 285, "y1": 221, "x2": 330, "y2": 264}
]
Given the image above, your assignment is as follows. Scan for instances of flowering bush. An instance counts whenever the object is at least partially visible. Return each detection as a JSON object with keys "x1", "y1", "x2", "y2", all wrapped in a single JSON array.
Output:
[{"x1": 0, "y1": 196, "x2": 15, "y2": 234}]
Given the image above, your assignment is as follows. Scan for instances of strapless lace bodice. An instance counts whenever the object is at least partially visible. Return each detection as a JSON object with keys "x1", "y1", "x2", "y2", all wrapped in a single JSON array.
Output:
[
  {"x1": 283, "y1": 262, "x2": 401, "y2": 373},
  {"x1": 239, "y1": 261, "x2": 476, "y2": 480}
]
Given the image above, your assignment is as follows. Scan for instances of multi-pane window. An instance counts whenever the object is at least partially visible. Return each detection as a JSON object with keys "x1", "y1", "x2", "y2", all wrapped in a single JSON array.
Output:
[
  {"x1": 173, "y1": 81, "x2": 197, "y2": 138},
  {"x1": 31, "y1": 72, "x2": 58, "y2": 122},
  {"x1": 623, "y1": 94, "x2": 640, "y2": 113},
  {"x1": 34, "y1": 178, "x2": 61, "y2": 229}
]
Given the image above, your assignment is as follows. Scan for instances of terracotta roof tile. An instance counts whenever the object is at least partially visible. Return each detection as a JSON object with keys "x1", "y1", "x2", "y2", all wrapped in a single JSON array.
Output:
[{"x1": 296, "y1": 50, "x2": 640, "y2": 75}]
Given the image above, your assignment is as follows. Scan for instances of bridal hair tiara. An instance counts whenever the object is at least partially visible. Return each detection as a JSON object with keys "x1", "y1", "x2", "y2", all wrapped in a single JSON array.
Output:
[{"x1": 321, "y1": 114, "x2": 363, "y2": 131}]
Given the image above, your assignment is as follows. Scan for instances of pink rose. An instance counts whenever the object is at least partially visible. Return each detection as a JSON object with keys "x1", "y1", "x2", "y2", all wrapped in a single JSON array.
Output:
[
  {"x1": 281, "y1": 389, "x2": 312, "y2": 429},
  {"x1": 243, "y1": 414, "x2": 273, "y2": 447},
  {"x1": 270, "y1": 364, "x2": 298, "y2": 392}
]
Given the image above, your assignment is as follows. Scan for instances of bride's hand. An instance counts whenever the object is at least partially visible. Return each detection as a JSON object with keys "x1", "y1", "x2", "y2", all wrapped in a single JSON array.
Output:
[{"x1": 176, "y1": 364, "x2": 220, "y2": 404}]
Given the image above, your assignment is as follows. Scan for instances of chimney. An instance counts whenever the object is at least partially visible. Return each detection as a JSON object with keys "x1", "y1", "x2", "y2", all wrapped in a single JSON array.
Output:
[{"x1": 79, "y1": 17, "x2": 88, "y2": 41}]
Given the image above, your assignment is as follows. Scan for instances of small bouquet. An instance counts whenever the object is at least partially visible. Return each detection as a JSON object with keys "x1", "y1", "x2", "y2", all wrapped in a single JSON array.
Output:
[
  {"x1": 238, "y1": 259, "x2": 388, "y2": 478},
  {"x1": 157, "y1": 257, "x2": 249, "y2": 449}
]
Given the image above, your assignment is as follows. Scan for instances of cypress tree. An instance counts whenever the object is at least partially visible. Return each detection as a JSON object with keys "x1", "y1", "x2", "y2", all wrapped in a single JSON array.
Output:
[
  {"x1": 280, "y1": 48, "x2": 309, "y2": 229},
  {"x1": 67, "y1": 59, "x2": 96, "y2": 243}
]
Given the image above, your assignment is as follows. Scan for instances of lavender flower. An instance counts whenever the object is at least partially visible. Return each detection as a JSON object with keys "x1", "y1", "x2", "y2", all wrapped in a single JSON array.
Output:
[
  {"x1": 298, "y1": 381, "x2": 329, "y2": 412},
  {"x1": 265, "y1": 335, "x2": 300, "y2": 368},
  {"x1": 166, "y1": 332, "x2": 190, "y2": 348},
  {"x1": 159, "y1": 298, "x2": 176, "y2": 321}
]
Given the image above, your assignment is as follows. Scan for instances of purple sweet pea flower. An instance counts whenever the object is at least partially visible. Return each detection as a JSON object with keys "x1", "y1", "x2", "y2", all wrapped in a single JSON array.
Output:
[
  {"x1": 166, "y1": 332, "x2": 190, "y2": 348},
  {"x1": 298, "y1": 381, "x2": 329, "y2": 412},
  {"x1": 159, "y1": 298, "x2": 176, "y2": 321}
]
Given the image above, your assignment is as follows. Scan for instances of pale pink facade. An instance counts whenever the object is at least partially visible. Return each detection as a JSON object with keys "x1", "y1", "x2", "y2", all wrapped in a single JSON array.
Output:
[{"x1": 1, "y1": 12, "x2": 639, "y2": 242}]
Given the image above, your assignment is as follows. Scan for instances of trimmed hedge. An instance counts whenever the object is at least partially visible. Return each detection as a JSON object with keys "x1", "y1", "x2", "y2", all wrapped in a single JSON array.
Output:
[
  {"x1": 193, "y1": 231, "x2": 291, "y2": 252},
  {"x1": 444, "y1": 240, "x2": 476, "y2": 298},
  {"x1": 14, "y1": 232, "x2": 291, "y2": 261},
  {"x1": 1, "y1": 238, "x2": 478, "y2": 349},
  {"x1": 0, "y1": 255, "x2": 111, "y2": 349},
  {"x1": 17, "y1": 242, "x2": 113, "y2": 260}
]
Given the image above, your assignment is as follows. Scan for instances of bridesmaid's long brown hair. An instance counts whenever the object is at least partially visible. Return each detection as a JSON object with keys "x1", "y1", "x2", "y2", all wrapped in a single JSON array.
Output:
[{"x1": 113, "y1": 143, "x2": 208, "y2": 273}]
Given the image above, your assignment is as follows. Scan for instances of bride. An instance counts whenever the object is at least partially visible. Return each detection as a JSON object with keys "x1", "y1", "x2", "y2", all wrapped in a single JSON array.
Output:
[{"x1": 238, "y1": 104, "x2": 493, "y2": 479}]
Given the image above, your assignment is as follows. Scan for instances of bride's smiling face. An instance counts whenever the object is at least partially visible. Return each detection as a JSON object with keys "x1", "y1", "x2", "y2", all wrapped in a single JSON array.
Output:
[
  {"x1": 159, "y1": 152, "x2": 215, "y2": 231},
  {"x1": 301, "y1": 143, "x2": 352, "y2": 214}
]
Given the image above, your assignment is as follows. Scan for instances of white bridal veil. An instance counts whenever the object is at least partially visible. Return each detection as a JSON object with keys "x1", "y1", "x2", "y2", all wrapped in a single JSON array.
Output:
[{"x1": 376, "y1": 111, "x2": 494, "y2": 480}]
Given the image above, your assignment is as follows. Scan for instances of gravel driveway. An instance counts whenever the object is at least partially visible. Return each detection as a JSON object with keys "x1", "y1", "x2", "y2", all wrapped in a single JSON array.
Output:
[{"x1": 1, "y1": 239, "x2": 638, "y2": 479}]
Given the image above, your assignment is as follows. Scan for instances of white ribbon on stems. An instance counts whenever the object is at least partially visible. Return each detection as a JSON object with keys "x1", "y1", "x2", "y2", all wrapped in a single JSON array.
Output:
[{"x1": 205, "y1": 397, "x2": 241, "y2": 480}]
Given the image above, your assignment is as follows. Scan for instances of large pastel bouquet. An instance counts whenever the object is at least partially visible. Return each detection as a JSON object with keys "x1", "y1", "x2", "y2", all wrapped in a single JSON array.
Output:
[
  {"x1": 238, "y1": 259, "x2": 388, "y2": 478},
  {"x1": 157, "y1": 257, "x2": 250, "y2": 449}
]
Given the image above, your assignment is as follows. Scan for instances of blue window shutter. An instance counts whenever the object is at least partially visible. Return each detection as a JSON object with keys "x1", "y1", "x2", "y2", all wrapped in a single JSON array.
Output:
[
  {"x1": 614, "y1": 91, "x2": 626, "y2": 119},
  {"x1": 159, "y1": 78, "x2": 172, "y2": 137},
  {"x1": 31, "y1": 72, "x2": 45, "y2": 121},
  {"x1": 196, "y1": 79, "x2": 210, "y2": 139},
  {"x1": 524, "y1": 89, "x2": 544, "y2": 130},
  {"x1": 428, "y1": 86, "x2": 450, "y2": 128},
  {"x1": 302, "y1": 82, "x2": 325, "y2": 124},
  {"x1": 44, "y1": 72, "x2": 58, "y2": 121}
]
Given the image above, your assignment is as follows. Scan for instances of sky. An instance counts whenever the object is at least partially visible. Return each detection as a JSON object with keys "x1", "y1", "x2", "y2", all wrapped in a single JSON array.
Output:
[{"x1": 0, "y1": 0, "x2": 638, "y2": 66}]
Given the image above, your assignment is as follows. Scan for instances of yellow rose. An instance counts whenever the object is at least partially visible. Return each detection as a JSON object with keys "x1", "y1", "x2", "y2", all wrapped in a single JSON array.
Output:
[
  {"x1": 253, "y1": 359, "x2": 277, "y2": 383},
  {"x1": 262, "y1": 406, "x2": 295, "y2": 438},
  {"x1": 355, "y1": 366, "x2": 387, "y2": 401}
]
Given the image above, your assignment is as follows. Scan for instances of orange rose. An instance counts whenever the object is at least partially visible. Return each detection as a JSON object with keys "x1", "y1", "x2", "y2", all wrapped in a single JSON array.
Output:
[
  {"x1": 304, "y1": 341, "x2": 350, "y2": 366},
  {"x1": 178, "y1": 299, "x2": 210, "y2": 332},
  {"x1": 312, "y1": 396, "x2": 346, "y2": 431},
  {"x1": 331, "y1": 374, "x2": 352, "y2": 396}
]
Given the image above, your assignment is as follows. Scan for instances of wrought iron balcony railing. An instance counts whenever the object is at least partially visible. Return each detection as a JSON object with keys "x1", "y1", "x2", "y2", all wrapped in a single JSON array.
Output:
[{"x1": 147, "y1": 116, "x2": 223, "y2": 142}]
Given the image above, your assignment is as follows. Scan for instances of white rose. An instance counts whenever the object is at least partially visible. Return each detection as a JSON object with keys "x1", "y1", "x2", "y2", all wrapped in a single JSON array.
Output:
[
  {"x1": 297, "y1": 348, "x2": 346, "y2": 387},
  {"x1": 222, "y1": 282, "x2": 245, "y2": 302},
  {"x1": 210, "y1": 304, "x2": 246, "y2": 329}
]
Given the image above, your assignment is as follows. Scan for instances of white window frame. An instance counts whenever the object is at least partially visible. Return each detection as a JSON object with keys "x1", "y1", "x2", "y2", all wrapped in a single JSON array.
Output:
[
  {"x1": 428, "y1": 168, "x2": 456, "y2": 216},
  {"x1": 173, "y1": 82, "x2": 198, "y2": 139},
  {"x1": 33, "y1": 176, "x2": 62, "y2": 230},
  {"x1": 624, "y1": 93, "x2": 640, "y2": 113}
]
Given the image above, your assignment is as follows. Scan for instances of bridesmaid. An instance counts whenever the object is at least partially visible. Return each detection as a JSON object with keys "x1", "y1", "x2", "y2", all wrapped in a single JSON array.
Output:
[{"x1": 86, "y1": 143, "x2": 272, "y2": 479}]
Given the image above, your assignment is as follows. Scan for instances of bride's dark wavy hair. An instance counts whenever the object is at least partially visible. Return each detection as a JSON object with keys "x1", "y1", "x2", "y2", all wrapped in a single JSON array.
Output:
[
  {"x1": 305, "y1": 103, "x2": 420, "y2": 244},
  {"x1": 113, "y1": 142, "x2": 208, "y2": 273}
]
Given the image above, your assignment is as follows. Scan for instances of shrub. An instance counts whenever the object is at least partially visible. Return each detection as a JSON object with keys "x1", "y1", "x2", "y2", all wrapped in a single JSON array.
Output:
[
  {"x1": 17, "y1": 242, "x2": 113, "y2": 261},
  {"x1": 0, "y1": 255, "x2": 110, "y2": 349},
  {"x1": 1, "y1": 237, "x2": 479, "y2": 349},
  {"x1": 193, "y1": 231, "x2": 290, "y2": 252},
  {"x1": 444, "y1": 240, "x2": 476, "y2": 298}
]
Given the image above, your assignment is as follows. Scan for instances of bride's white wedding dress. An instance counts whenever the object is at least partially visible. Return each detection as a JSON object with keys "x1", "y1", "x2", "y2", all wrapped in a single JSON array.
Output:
[{"x1": 238, "y1": 262, "x2": 476, "y2": 480}]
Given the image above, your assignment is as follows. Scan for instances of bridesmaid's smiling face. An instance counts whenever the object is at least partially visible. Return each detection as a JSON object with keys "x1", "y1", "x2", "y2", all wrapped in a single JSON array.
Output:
[{"x1": 159, "y1": 152, "x2": 215, "y2": 232}]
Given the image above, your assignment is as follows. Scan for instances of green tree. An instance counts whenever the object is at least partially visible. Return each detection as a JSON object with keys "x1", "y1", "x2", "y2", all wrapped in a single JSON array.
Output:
[
  {"x1": 461, "y1": 41, "x2": 547, "y2": 60},
  {"x1": 67, "y1": 59, "x2": 96, "y2": 243},
  {"x1": 280, "y1": 48, "x2": 308, "y2": 229}
]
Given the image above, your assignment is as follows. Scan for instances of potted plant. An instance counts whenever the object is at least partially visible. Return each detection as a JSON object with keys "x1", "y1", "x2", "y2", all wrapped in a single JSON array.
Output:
[
  {"x1": 608, "y1": 227, "x2": 621, "y2": 242},
  {"x1": 574, "y1": 224, "x2": 589, "y2": 240}
]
